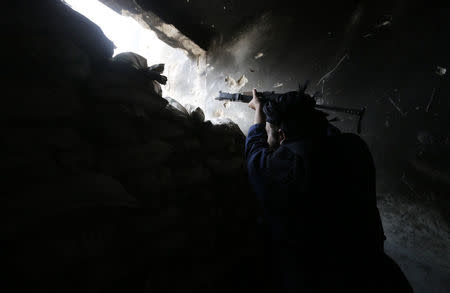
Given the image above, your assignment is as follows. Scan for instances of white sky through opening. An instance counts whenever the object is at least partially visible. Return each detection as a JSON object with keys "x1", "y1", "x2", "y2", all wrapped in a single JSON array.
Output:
[{"x1": 63, "y1": 0, "x2": 206, "y2": 106}]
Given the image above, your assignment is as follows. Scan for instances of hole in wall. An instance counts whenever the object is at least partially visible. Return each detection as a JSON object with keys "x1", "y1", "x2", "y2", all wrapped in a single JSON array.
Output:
[{"x1": 63, "y1": 0, "x2": 208, "y2": 108}]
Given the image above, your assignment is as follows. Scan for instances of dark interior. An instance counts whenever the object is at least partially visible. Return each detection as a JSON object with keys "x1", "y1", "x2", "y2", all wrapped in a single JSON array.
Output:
[{"x1": 3, "y1": 0, "x2": 449, "y2": 292}]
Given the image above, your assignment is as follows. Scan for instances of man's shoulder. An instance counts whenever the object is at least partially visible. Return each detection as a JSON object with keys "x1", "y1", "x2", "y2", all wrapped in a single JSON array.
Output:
[
  {"x1": 266, "y1": 144, "x2": 299, "y2": 171},
  {"x1": 279, "y1": 133, "x2": 370, "y2": 158}
]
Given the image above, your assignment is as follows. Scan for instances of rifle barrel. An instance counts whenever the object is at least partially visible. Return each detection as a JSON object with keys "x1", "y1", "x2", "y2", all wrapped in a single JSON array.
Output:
[{"x1": 216, "y1": 91, "x2": 366, "y2": 133}]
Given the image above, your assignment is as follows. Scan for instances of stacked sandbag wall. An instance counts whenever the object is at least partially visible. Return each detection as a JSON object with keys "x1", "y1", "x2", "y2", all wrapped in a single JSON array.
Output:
[{"x1": 2, "y1": 1, "x2": 264, "y2": 292}]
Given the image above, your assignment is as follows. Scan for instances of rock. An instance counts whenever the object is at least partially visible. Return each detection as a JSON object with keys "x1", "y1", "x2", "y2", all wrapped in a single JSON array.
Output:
[
  {"x1": 127, "y1": 167, "x2": 174, "y2": 197},
  {"x1": 2, "y1": 127, "x2": 81, "y2": 152},
  {"x1": 13, "y1": 0, "x2": 114, "y2": 60},
  {"x1": 5, "y1": 173, "x2": 138, "y2": 211},
  {"x1": 113, "y1": 52, "x2": 148, "y2": 70},
  {"x1": 89, "y1": 87, "x2": 168, "y2": 113},
  {"x1": 83, "y1": 104, "x2": 140, "y2": 146},
  {"x1": 206, "y1": 157, "x2": 244, "y2": 176},
  {"x1": 163, "y1": 97, "x2": 189, "y2": 116},
  {"x1": 173, "y1": 164, "x2": 211, "y2": 186},
  {"x1": 2, "y1": 86, "x2": 81, "y2": 122},
  {"x1": 184, "y1": 104, "x2": 206, "y2": 122},
  {"x1": 151, "y1": 80, "x2": 163, "y2": 96},
  {"x1": 98, "y1": 140, "x2": 174, "y2": 176},
  {"x1": 144, "y1": 118, "x2": 189, "y2": 142},
  {"x1": 1, "y1": 150, "x2": 61, "y2": 188},
  {"x1": 149, "y1": 63, "x2": 165, "y2": 74},
  {"x1": 22, "y1": 35, "x2": 91, "y2": 80},
  {"x1": 113, "y1": 52, "x2": 167, "y2": 85},
  {"x1": 182, "y1": 138, "x2": 202, "y2": 152},
  {"x1": 56, "y1": 143, "x2": 94, "y2": 173},
  {"x1": 89, "y1": 63, "x2": 147, "y2": 89}
]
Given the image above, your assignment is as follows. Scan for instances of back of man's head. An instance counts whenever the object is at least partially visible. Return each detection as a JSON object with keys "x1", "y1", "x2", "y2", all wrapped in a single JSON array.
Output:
[{"x1": 263, "y1": 90, "x2": 328, "y2": 139}]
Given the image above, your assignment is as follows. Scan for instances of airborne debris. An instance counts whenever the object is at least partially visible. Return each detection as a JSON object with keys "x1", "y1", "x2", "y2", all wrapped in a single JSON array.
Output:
[
  {"x1": 426, "y1": 66, "x2": 447, "y2": 112},
  {"x1": 316, "y1": 98, "x2": 325, "y2": 105},
  {"x1": 254, "y1": 52, "x2": 264, "y2": 59},
  {"x1": 225, "y1": 74, "x2": 248, "y2": 90},
  {"x1": 223, "y1": 101, "x2": 231, "y2": 108},
  {"x1": 237, "y1": 74, "x2": 248, "y2": 87},
  {"x1": 401, "y1": 173, "x2": 420, "y2": 197},
  {"x1": 426, "y1": 88, "x2": 437, "y2": 113},
  {"x1": 375, "y1": 20, "x2": 391, "y2": 28},
  {"x1": 273, "y1": 82, "x2": 283, "y2": 88},
  {"x1": 225, "y1": 76, "x2": 236, "y2": 87},
  {"x1": 436, "y1": 66, "x2": 447, "y2": 76},
  {"x1": 316, "y1": 54, "x2": 349, "y2": 86},
  {"x1": 388, "y1": 97, "x2": 407, "y2": 116},
  {"x1": 375, "y1": 15, "x2": 392, "y2": 29},
  {"x1": 214, "y1": 108, "x2": 224, "y2": 117}
]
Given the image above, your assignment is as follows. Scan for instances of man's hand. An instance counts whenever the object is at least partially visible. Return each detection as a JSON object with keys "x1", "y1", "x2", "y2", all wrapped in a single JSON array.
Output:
[
  {"x1": 248, "y1": 89, "x2": 266, "y2": 124},
  {"x1": 248, "y1": 89, "x2": 262, "y2": 110}
]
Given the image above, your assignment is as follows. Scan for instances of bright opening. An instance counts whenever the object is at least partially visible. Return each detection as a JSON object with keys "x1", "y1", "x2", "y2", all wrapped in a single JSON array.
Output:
[{"x1": 63, "y1": 0, "x2": 207, "y2": 107}]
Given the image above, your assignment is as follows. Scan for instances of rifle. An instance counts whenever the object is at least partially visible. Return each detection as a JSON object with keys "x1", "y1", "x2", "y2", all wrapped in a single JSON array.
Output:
[{"x1": 215, "y1": 91, "x2": 366, "y2": 134}]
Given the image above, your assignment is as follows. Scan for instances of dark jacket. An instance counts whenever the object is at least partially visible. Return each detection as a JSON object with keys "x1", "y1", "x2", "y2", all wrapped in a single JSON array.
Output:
[{"x1": 245, "y1": 123, "x2": 386, "y2": 292}]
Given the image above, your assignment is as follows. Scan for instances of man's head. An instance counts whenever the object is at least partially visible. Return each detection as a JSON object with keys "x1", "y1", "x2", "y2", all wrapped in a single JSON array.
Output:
[
  {"x1": 265, "y1": 122, "x2": 285, "y2": 149},
  {"x1": 262, "y1": 90, "x2": 328, "y2": 149}
]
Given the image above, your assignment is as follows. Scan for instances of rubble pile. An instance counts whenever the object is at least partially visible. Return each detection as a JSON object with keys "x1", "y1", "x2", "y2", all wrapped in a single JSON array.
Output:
[{"x1": 3, "y1": 1, "x2": 262, "y2": 292}]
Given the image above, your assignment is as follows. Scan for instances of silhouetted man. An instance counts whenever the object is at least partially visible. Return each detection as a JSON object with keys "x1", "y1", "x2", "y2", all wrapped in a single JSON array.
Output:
[{"x1": 245, "y1": 89, "x2": 413, "y2": 292}]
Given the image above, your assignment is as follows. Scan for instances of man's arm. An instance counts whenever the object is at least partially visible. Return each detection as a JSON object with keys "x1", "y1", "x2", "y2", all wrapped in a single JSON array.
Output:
[
  {"x1": 246, "y1": 89, "x2": 270, "y2": 165},
  {"x1": 245, "y1": 90, "x2": 273, "y2": 198}
]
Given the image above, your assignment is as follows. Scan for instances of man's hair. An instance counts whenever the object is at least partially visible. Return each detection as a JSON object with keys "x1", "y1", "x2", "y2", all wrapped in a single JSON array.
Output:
[{"x1": 263, "y1": 90, "x2": 329, "y2": 138}]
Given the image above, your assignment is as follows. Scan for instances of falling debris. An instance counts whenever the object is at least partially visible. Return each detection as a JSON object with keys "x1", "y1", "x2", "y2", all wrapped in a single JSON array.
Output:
[
  {"x1": 388, "y1": 97, "x2": 407, "y2": 116},
  {"x1": 436, "y1": 66, "x2": 447, "y2": 77},
  {"x1": 316, "y1": 54, "x2": 349, "y2": 86},
  {"x1": 375, "y1": 20, "x2": 391, "y2": 28},
  {"x1": 237, "y1": 74, "x2": 248, "y2": 87},
  {"x1": 273, "y1": 82, "x2": 284, "y2": 88},
  {"x1": 225, "y1": 76, "x2": 236, "y2": 88},
  {"x1": 426, "y1": 88, "x2": 437, "y2": 113},
  {"x1": 375, "y1": 15, "x2": 392, "y2": 29},
  {"x1": 184, "y1": 104, "x2": 205, "y2": 122},
  {"x1": 401, "y1": 173, "x2": 420, "y2": 197},
  {"x1": 148, "y1": 63, "x2": 165, "y2": 74},
  {"x1": 363, "y1": 33, "x2": 374, "y2": 38},
  {"x1": 225, "y1": 74, "x2": 248, "y2": 90},
  {"x1": 223, "y1": 101, "x2": 231, "y2": 108},
  {"x1": 214, "y1": 108, "x2": 224, "y2": 117},
  {"x1": 254, "y1": 52, "x2": 264, "y2": 59},
  {"x1": 316, "y1": 98, "x2": 325, "y2": 105},
  {"x1": 426, "y1": 66, "x2": 447, "y2": 112},
  {"x1": 249, "y1": 68, "x2": 255, "y2": 72}
]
